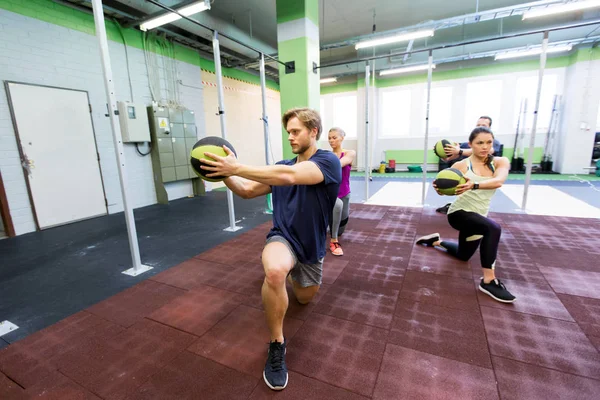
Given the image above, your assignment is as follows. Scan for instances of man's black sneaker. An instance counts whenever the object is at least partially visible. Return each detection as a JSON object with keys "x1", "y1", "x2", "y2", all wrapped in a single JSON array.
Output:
[
  {"x1": 416, "y1": 233, "x2": 440, "y2": 247},
  {"x1": 263, "y1": 339, "x2": 288, "y2": 390},
  {"x1": 479, "y1": 279, "x2": 516, "y2": 303}
]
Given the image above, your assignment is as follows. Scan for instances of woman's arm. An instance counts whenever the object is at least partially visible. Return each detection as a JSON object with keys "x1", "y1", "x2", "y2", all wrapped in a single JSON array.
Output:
[{"x1": 339, "y1": 150, "x2": 356, "y2": 168}]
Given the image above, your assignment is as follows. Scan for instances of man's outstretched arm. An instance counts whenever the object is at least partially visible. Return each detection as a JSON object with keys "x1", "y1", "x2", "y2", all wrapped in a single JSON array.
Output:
[{"x1": 201, "y1": 146, "x2": 325, "y2": 186}]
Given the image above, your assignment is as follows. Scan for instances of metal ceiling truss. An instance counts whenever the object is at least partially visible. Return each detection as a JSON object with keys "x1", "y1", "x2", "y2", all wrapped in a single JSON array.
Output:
[
  {"x1": 53, "y1": 0, "x2": 280, "y2": 79},
  {"x1": 320, "y1": 0, "x2": 584, "y2": 51}
]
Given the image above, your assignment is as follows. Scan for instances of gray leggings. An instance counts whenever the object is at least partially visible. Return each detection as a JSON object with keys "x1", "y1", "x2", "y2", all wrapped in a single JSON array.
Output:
[{"x1": 331, "y1": 194, "x2": 350, "y2": 239}]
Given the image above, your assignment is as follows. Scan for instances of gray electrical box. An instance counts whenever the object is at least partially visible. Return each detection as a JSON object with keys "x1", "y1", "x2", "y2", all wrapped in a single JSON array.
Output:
[
  {"x1": 147, "y1": 104, "x2": 204, "y2": 203},
  {"x1": 118, "y1": 101, "x2": 151, "y2": 142}
]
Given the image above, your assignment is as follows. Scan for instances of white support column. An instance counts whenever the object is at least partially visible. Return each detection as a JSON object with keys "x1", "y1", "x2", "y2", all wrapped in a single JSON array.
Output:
[
  {"x1": 522, "y1": 31, "x2": 548, "y2": 211},
  {"x1": 259, "y1": 54, "x2": 273, "y2": 214},
  {"x1": 364, "y1": 63, "x2": 370, "y2": 202},
  {"x1": 91, "y1": 0, "x2": 152, "y2": 276},
  {"x1": 213, "y1": 31, "x2": 242, "y2": 232},
  {"x1": 422, "y1": 50, "x2": 434, "y2": 206}
]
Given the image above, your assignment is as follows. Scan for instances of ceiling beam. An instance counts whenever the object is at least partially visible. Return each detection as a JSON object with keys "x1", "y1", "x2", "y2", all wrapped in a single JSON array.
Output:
[{"x1": 320, "y1": 0, "x2": 574, "y2": 51}]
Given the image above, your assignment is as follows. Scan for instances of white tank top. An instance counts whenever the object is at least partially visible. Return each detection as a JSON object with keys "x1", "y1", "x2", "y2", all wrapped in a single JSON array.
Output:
[{"x1": 447, "y1": 159, "x2": 496, "y2": 217}]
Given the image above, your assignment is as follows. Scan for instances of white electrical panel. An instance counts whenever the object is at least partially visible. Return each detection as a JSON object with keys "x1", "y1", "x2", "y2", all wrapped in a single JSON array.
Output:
[{"x1": 117, "y1": 101, "x2": 151, "y2": 143}]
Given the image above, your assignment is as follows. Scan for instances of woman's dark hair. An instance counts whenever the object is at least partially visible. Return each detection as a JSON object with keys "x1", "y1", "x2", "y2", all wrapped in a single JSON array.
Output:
[{"x1": 468, "y1": 126, "x2": 495, "y2": 171}]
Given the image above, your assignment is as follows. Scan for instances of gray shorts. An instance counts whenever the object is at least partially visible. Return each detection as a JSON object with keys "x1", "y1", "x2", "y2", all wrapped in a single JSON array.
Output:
[{"x1": 265, "y1": 235, "x2": 323, "y2": 288}]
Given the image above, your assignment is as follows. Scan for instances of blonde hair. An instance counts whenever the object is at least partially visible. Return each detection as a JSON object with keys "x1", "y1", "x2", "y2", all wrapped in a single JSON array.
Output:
[
  {"x1": 329, "y1": 127, "x2": 346, "y2": 138},
  {"x1": 282, "y1": 107, "x2": 323, "y2": 140}
]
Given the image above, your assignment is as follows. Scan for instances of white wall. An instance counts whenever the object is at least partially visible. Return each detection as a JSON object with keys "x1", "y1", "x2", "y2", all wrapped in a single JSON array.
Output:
[
  {"x1": 0, "y1": 9, "x2": 280, "y2": 236},
  {"x1": 555, "y1": 58, "x2": 600, "y2": 174},
  {"x1": 321, "y1": 67, "x2": 572, "y2": 171}
]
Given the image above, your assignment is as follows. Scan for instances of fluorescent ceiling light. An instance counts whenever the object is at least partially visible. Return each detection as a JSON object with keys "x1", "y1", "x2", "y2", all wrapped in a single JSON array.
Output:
[
  {"x1": 140, "y1": 0, "x2": 211, "y2": 31},
  {"x1": 494, "y1": 44, "x2": 573, "y2": 60},
  {"x1": 523, "y1": 0, "x2": 600, "y2": 19},
  {"x1": 379, "y1": 64, "x2": 436, "y2": 76},
  {"x1": 355, "y1": 30, "x2": 435, "y2": 50},
  {"x1": 320, "y1": 77, "x2": 338, "y2": 84}
]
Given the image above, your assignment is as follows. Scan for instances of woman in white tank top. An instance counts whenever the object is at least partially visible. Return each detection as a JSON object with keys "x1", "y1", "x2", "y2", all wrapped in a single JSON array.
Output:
[{"x1": 416, "y1": 127, "x2": 516, "y2": 303}]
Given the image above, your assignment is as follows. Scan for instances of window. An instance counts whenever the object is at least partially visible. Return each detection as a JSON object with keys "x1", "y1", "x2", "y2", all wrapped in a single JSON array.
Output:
[
  {"x1": 514, "y1": 74, "x2": 558, "y2": 133},
  {"x1": 423, "y1": 86, "x2": 453, "y2": 134},
  {"x1": 464, "y1": 80, "x2": 503, "y2": 132},
  {"x1": 331, "y1": 94, "x2": 357, "y2": 138},
  {"x1": 379, "y1": 89, "x2": 411, "y2": 137}
]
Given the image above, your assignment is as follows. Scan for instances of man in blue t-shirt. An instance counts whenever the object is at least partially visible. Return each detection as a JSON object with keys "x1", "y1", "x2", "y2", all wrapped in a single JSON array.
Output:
[{"x1": 200, "y1": 107, "x2": 341, "y2": 391}]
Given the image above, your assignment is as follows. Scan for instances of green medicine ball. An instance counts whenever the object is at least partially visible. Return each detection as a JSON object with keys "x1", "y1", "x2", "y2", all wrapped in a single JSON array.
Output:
[
  {"x1": 434, "y1": 168, "x2": 466, "y2": 196},
  {"x1": 433, "y1": 139, "x2": 456, "y2": 158},
  {"x1": 190, "y1": 136, "x2": 237, "y2": 182}
]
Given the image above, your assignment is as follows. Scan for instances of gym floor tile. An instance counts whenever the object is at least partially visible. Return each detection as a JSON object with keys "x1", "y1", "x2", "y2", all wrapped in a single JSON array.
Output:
[
  {"x1": 321, "y1": 256, "x2": 349, "y2": 284},
  {"x1": 389, "y1": 300, "x2": 492, "y2": 369},
  {"x1": 399, "y1": 271, "x2": 479, "y2": 312},
  {"x1": 188, "y1": 305, "x2": 303, "y2": 378},
  {"x1": 526, "y1": 248, "x2": 599, "y2": 271},
  {"x1": 588, "y1": 335, "x2": 600, "y2": 352},
  {"x1": 538, "y1": 266, "x2": 600, "y2": 299},
  {"x1": 126, "y1": 351, "x2": 258, "y2": 400},
  {"x1": 148, "y1": 285, "x2": 245, "y2": 337},
  {"x1": 248, "y1": 370, "x2": 368, "y2": 400},
  {"x1": 55, "y1": 319, "x2": 196, "y2": 400},
  {"x1": 336, "y1": 228, "x2": 371, "y2": 244},
  {"x1": 493, "y1": 356, "x2": 600, "y2": 400},
  {"x1": 476, "y1": 279, "x2": 574, "y2": 321},
  {"x1": 149, "y1": 258, "x2": 237, "y2": 290},
  {"x1": 86, "y1": 280, "x2": 186, "y2": 327},
  {"x1": 285, "y1": 313, "x2": 388, "y2": 397},
  {"x1": 408, "y1": 245, "x2": 473, "y2": 279},
  {"x1": 22, "y1": 370, "x2": 102, "y2": 400},
  {"x1": 194, "y1": 261, "x2": 265, "y2": 296},
  {"x1": 195, "y1": 241, "x2": 263, "y2": 266},
  {"x1": 0, "y1": 345, "x2": 56, "y2": 388},
  {"x1": 372, "y1": 344, "x2": 498, "y2": 400},
  {"x1": 1, "y1": 311, "x2": 123, "y2": 367},
  {"x1": 0, "y1": 372, "x2": 24, "y2": 399},
  {"x1": 334, "y1": 259, "x2": 406, "y2": 290},
  {"x1": 349, "y1": 207, "x2": 389, "y2": 220},
  {"x1": 557, "y1": 294, "x2": 600, "y2": 337},
  {"x1": 482, "y1": 308, "x2": 600, "y2": 379},
  {"x1": 313, "y1": 283, "x2": 399, "y2": 329}
]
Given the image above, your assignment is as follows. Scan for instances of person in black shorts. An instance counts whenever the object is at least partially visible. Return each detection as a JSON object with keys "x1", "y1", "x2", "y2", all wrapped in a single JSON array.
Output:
[{"x1": 200, "y1": 107, "x2": 341, "y2": 391}]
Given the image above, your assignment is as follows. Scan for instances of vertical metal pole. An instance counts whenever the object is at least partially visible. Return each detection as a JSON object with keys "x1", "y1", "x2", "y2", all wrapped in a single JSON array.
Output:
[
  {"x1": 364, "y1": 62, "x2": 370, "y2": 202},
  {"x1": 522, "y1": 32, "x2": 548, "y2": 211},
  {"x1": 213, "y1": 31, "x2": 242, "y2": 232},
  {"x1": 91, "y1": 0, "x2": 151, "y2": 276},
  {"x1": 259, "y1": 53, "x2": 272, "y2": 214},
  {"x1": 422, "y1": 50, "x2": 433, "y2": 206}
]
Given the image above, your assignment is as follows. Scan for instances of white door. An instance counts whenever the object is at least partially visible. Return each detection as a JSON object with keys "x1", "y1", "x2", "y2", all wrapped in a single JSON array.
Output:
[{"x1": 7, "y1": 83, "x2": 107, "y2": 229}]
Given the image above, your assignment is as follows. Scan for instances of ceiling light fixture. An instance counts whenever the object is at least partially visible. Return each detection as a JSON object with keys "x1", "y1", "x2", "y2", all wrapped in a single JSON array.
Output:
[
  {"x1": 494, "y1": 44, "x2": 573, "y2": 60},
  {"x1": 320, "y1": 77, "x2": 338, "y2": 84},
  {"x1": 355, "y1": 30, "x2": 435, "y2": 50},
  {"x1": 140, "y1": 0, "x2": 211, "y2": 31},
  {"x1": 379, "y1": 64, "x2": 436, "y2": 76},
  {"x1": 522, "y1": 0, "x2": 600, "y2": 20}
]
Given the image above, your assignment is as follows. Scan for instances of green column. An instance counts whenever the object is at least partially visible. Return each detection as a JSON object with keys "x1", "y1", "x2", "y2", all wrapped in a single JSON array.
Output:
[{"x1": 276, "y1": 0, "x2": 320, "y2": 159}]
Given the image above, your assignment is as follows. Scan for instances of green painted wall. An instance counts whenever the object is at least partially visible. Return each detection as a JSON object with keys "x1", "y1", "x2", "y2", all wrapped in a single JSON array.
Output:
[
  {"x1": 275, "y1": 0, "x2": 319, "y2": 26},
  {"x1": 385, "y1": 147, "x2": 544, "y2": 164},
  {"x1": 0, "y1": 0, "x2": 279, "y2": 91}
]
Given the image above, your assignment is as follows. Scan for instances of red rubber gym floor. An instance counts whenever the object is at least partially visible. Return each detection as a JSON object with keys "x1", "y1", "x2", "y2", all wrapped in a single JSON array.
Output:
[{"x1": 1, "y1": 204, "x2": 600, "y2": 399}]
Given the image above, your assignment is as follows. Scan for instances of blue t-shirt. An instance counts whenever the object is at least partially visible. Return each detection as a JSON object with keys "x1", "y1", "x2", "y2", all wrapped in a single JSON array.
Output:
[{"x1": 267, "y1": 149, "x2": 341, "y2": 264}]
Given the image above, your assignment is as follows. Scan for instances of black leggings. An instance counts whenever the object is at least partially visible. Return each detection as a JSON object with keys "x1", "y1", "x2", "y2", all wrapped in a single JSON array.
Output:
[{"x1": 440, "y1": 210, "x2": 501, "y2": 269}]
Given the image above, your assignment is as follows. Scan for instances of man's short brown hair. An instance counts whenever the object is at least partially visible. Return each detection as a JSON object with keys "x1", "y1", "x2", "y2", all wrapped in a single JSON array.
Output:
[{"x1": 282, "y1": 107, "x2": 323, "y2": 140}]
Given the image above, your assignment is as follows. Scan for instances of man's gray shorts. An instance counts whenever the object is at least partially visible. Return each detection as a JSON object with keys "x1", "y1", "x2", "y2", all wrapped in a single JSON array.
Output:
[{"x1": 265, "y1": 235, "x2": 323, "y2": 288}]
